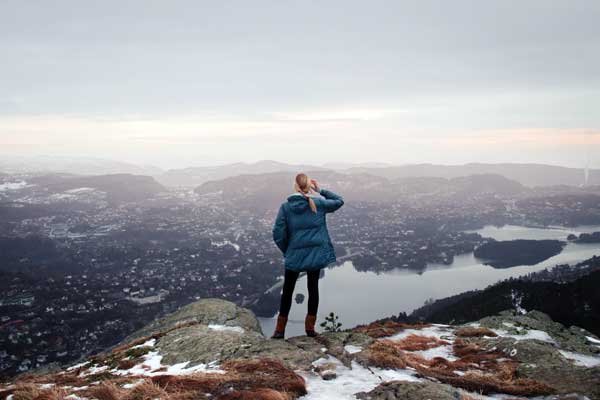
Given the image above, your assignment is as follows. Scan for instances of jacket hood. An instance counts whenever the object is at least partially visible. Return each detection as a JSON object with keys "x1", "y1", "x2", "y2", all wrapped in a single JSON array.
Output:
[{"x1": 287, "y1": 193, "x2": 312, "y2": 214}]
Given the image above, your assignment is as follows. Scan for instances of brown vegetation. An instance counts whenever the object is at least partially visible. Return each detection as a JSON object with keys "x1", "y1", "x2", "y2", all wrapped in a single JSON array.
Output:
[
  {"x1": 454, "y1": 326, "x2": 498, "y2": 338},
  {"x1": 394, "y1": 334, "x2": 450, "y2": 351},
  {"x1": 2, "y1": 356, "x2": 306, "y2": 400},
  {"x1": 218, "y1": 388, "x2": 295, "y2": 400},
  {"x1": 150, "y1": 359, "x2": 306, "y2": 398},
  {"x1": 353, "y1": 320, "x2": 431, "y2": 338},
  {"x1": 5, "y1": 383, "x2": 68, "y2": 400},
  {"x1": 362, "y1": 338, "x2": 554, "y2": 397}
]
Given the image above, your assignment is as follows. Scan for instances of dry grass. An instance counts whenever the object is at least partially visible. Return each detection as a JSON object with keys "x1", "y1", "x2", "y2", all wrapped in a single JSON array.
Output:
[
  {"x1": 453, "y1": 338, "x2": 482, "y2": 357},
  {"x1": 8, "y1": 383, "x2": 68, "y2": 400},
  {"x1": 84, "y1": 381, "x2": 127, "y2": 400},
  {"x1": 218, "y1": 388, "x2": 295, "y2": 400},
  {"x1": 4, "y1": 357, "x2": 307, "y2": 400},
  {"x1": 455, "y1": 327, "x2": 498, "y2": 338},
  {"x1": 353, "y1": 320, "x2": 431, "y2": 338},
  {"x1": 118, "y1": 358, "x2": 139, "y2": 370},
  {"x1": 126, "y1": 380, "x2": 170, "y2": 400},
  {"x1": 362, "y1": 338, "x2": 554, "y2": 397},
  {"x1": 364, "y1": 340, "x2": 408, "y2": 369},
  {"x1": 394, "y1": 334, "x2": 450, "y2": 351},
  {"x1": 149, "y1": 358, "x2": 306, "y2": 398}
]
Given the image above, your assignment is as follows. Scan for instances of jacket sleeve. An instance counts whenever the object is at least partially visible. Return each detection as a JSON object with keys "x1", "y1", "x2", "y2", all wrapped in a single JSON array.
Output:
[
  {"x1": 272, "y1": 204, "x2": 289, "y2": 254},
  {"x1": 319, "y1": 188, "x2": 345, "y2": 213}
]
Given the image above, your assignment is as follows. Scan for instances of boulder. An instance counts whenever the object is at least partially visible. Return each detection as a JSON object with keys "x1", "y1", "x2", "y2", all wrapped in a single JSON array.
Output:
[
  {"x1": 477, "y1": 309, "x2": 600, "y2": 355},
  {"x1": 118, "y1": 298, "x2": 325, "y2": 370},
  {"x1": 355, "y1": 380, "x2": 465, "y2": 400},
  {"x1": 472, "y1": 329, "x2": 600, "y2": 398},
  {"x1": 122, "y1": 298, "x2": 263, "y2": 341}
]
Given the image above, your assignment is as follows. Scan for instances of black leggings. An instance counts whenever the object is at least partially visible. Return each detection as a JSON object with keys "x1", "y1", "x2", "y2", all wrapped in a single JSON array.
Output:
[{"x1": 278, "y1": 269, "x2": 320, "y2": 317}]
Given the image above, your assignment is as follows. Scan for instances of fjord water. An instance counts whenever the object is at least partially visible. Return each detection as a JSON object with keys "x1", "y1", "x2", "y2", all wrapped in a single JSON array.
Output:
[{"x1": 259, "y1": 225, "x2": 600, "y2": 337}]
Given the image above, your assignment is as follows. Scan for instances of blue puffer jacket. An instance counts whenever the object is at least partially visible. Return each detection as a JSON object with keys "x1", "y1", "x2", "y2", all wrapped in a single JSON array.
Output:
[{"x1": 272, "y1": 188, "x2": 344, "y2": 272}]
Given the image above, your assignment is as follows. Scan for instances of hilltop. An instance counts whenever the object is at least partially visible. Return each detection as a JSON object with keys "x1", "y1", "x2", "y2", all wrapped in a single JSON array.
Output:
[{"x1": 2, "y1": 299, "x2": 599, "y2": 399}]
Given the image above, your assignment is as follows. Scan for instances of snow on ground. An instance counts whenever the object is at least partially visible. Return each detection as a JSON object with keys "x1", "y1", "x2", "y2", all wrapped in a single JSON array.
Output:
[
  {"x1": 510, "y1": 289, "x2": 527, "y2": 315},
  {"x1": 80, "y1": 365, "x2": 109, "y2": 376},
  {"x1": 413, "y1": 343, "x2": 458, "y2": 361},
  {"x1": 343, "y1": 345, "x2": 363, "y2": 354},
  {"x1": 490, "y1": 328, "x2": 556, "y2": 343},
  {"x1": 299, "y1": 356, "x2": 420, "y2": 400},
  {"x1": 131, "y1": 338, "x2": 156, "y2": 349},
  {"x1": 111, "y1": 350, "x2": 224, "y2": 376},
  {"x1": 66, "y1": 361, "x2": 91, "y2": 371},
  {"x1": 586, "y1": 335, "x2": 600, "y2": 345},
  {"x1": 208, "y1": 324, "x2": 245, "y2": 333},
  {"x1": 386, "y1": 324, "x2": 459, "y2": 361},
  {"x1": 388, "y1": 324, "x2": 454, "y2": 342},
  {"x1": 558, "y1": 350, "x2": 600, "y2": 367}
]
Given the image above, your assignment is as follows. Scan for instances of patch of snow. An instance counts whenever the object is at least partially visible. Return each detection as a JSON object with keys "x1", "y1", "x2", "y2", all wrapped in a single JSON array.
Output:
[
  {"x1": 389, "y1": 325, "x2": 454, "y2": 342},
  {"x1": 387, "y1": 325, "x2": 458, "y2": 361},
  {"x1": 66, "y1": 361, "x2": 90, "y2": 371},
  {"x1": 299, "y1": 356, "x2": 419, "y2": 400},
  {"x1": 123, "y1": 379, "x2": 144, "y2": 389},
  {"x1": 558, "y1": 350, "x2": 600, "y2": 367},
  {"x1": 491, "y1": 328, "x2": 555, "y2": 344},
  {"x1": 112, "y1": 350, "x2": 224, "y2": 376},
  {"x1": 208, "y1": 324, "x2": 244, "y2": 334},
  {"x1": 40, "y1": 383, "x2": 55, "y2": 389},
  {"x1": 414, "y1": 344, "x2": 458, "y2": 362},
  {"x1": 344, "y1": 345, "x2": 362, "y2": 354},
  {"x1": 80, "y1": 365, "x2": 109, "y2": 376},
  {"x1": 586, "y1": 335, "x2": 600, "y2": 345},
  {"x1": 131, "y1": 338, "x2": 156, "y2": 349},
  {"x1": 510, "y1": 289, "x2": 527, "y2": 315}
]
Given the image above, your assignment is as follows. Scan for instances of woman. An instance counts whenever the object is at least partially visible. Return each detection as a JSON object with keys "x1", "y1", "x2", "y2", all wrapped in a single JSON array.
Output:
[{"x1": 271, "y1": 173, "x2": 345, "y2": 339}]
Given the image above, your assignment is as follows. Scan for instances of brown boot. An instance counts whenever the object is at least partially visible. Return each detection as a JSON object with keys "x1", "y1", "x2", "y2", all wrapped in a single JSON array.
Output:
[
  {"x1": 271, "y1": 314, "x2": 287, "y2": 339},
  {"x1": 305, "y1": 314, "x2": 318, "y2": 337}
]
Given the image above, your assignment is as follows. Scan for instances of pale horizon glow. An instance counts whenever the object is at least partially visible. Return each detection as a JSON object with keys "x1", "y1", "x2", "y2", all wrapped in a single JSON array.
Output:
[{"x1": 1, "y1": 1, "x2": 599, "y2": 168}]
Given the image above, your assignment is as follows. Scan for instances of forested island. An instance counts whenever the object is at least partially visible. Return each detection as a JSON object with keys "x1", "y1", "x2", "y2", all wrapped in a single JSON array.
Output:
[
  {"x1": 474, "y1": 239, "x2": 565, "y2": 268},
  {"x1": 568, "y1": 231, "x2": 600, "y2": 243}
]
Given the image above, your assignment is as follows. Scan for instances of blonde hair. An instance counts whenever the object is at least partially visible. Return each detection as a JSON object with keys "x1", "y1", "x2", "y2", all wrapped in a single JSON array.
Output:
[{"x1": 294, "y1": 173, "x2": 317, "y2": 213}]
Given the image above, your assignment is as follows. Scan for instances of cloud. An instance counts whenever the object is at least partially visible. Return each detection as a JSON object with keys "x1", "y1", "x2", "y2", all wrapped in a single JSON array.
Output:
[{"x1": 438, "y1": 129, "x2": 600, "y2": 146}]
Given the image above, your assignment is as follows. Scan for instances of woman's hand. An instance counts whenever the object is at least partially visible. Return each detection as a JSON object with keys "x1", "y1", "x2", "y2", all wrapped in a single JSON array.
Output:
[{"x1": 310, "y1": 179, "x2": 320, "y2": 193}]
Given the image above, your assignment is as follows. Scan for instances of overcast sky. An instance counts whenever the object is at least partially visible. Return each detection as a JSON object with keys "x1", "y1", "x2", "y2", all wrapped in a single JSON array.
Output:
[{"x1": 1, "y1": 0, "x2": 599, "y2": 168}]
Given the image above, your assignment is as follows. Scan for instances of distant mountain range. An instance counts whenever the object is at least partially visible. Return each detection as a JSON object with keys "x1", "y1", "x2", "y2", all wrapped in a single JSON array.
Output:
[
  {"x1": 345, "y1": 163, "x2": 599, "y2": 187},
  {"x1": 157, "y1": 160, "x2": 329, "y2": 187},
  {"x1": 28, "y1": 173, "x2": 166, "y2": 203},
  {"x1": 194, "y1": 170, "x2": 528, "y2": 210},
  {"x1": 2, "y1": 157, "x2": 598, "y2": 188},
  {"x1": 176, "y1": 162, "x2": 599, "y2": 187}
]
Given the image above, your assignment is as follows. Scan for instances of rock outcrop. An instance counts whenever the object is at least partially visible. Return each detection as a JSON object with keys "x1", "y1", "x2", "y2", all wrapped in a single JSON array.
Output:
[{"x1": 1, "y1": 299, "x2": 599, "y2": 400}]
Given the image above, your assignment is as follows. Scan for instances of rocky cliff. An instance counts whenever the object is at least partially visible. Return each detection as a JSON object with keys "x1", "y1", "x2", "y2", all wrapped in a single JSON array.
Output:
[{"x1": 1, "y1": 299, "x2": 599, "y2": 399}]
